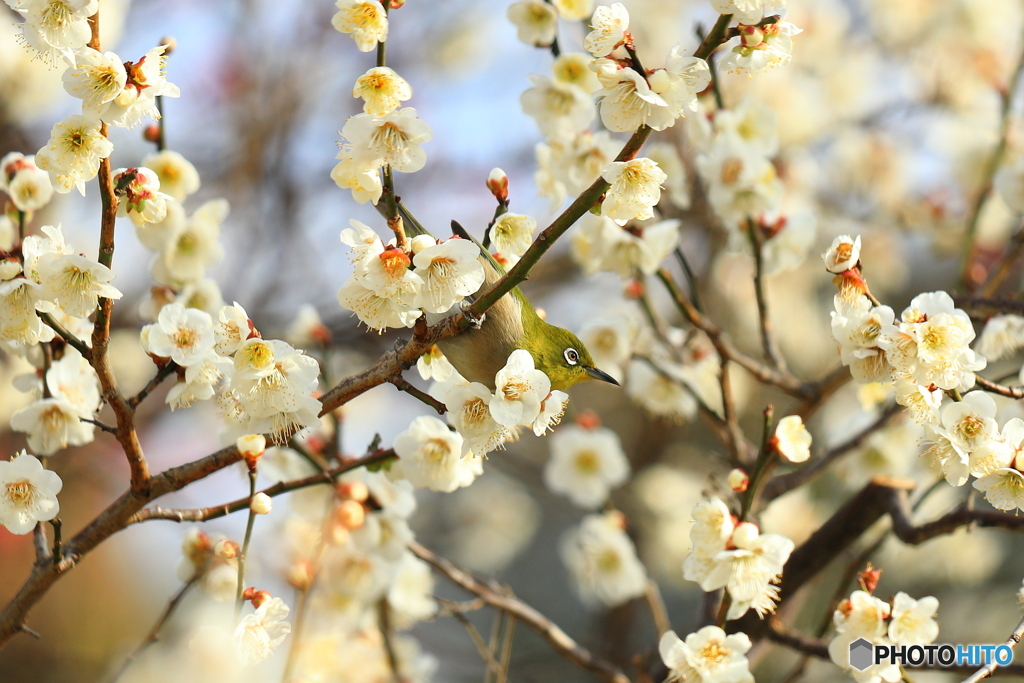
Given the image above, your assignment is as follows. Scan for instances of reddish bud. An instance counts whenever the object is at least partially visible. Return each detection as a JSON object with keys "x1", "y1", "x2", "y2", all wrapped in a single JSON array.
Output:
[
  {"x1": 606, "y1": 509, "x2": 627, "y2": 530},
  {"x1": 214, "y1": 539, "x2": 239, "y2": 559},
  {"x1": 143, "y1": 124, "x2": 161, "y2": 144},
  {"x1": 287, "y1": 559, "x2": 315, "y2": 592},
  {"x1": 858, "y1": 564, "x2": 882, "y2": 594},
  {"x1": 624, "y1": 279, "x2": 645, "y2": 299},
  {"x1": 727, "y1": 468, "x2": 749, "y2": 493},
  {"x1": 486, "y1": 168, "x2": 509, "y2": 203},
  {"x1": 576, "y1": 410, "x2": 602, "y2": 430},
  {"x1": 739, "y1": 24, "x2": 764, "y2": 47},
  {"x1": 244, "y1": 588, "x2": 271, "y2": 608},
  {"x1": 337, "y1": 480, "x2": 369, "y2": 503},
  {"x1": 335, "y1": 499, "x2": 366, "y2": 530}
]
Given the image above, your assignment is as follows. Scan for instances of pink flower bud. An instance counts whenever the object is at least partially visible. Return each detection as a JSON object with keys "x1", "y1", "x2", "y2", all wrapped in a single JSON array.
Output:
[
  {"x1": 237, "y1": 434, "x2": 266, "y2": 471},
  {"x1": 486, "y1": 168, "x2": 509, "y2": 203},
  {"x1": 728, "y1": 468, "x2": 749, "y2": 493},
  {"x1": 214, "y1": 539, "x2": 239, "y2": 559}
]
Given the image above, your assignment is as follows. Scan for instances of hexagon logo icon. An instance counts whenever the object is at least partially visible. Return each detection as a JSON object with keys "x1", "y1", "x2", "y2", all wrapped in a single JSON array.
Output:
[{"x1": 849, "y1": 638, "x2": 874, "y2": 671}]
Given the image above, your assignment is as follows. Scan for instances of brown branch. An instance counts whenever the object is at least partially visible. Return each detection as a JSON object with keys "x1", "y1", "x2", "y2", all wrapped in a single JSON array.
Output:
[
  {"x1": 38, "y1": 312, "x2": 90, "y2": 357},
  {"x1": 748, "y1": 221, "x2": 786, "y2": 370},
  {"x1": 389, "y1": 376, "x2": 446, "y2": 414},
  {"x1": 885, "y1": 486, "x2": 1024, "y2": 544},
  {"x1": 954, "y1": 296, "x2": 1024, "y2": 318},
  {"x1": 962, "y1": 612, "x2": 1024, "y2": 683},
  {"x1": 762, "y1": 403, "x2": 902, "y2": 502},
  {"x1": 127, "y1": 363, "x2": 179, "y2": 409},
  {"x1": 411, "y1": 541, "x2": 631, "y2": 683},
  {"x1": 975, "y1": 375, "x2": 1024, "y2": 399},
  {"x1": 128, "y1": 449, "x2": 395, "y2": 524}
]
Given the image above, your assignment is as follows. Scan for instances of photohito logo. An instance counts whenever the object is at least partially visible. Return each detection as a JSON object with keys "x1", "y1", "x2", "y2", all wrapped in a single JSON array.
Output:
[{"x1": 848, "y1": 638, "x2": 1014, "y2": 671}]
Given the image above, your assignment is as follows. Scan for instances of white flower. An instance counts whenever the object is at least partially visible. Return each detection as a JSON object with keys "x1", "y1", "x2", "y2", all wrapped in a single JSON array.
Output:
[
  {"x1": 412, "y1": 237, "x2": 485, "y2": 314},
  {"x1": 544, "y1": 424, "x2": 630, "y2": 508},
  {"x1": 625, "y1": 359, "x2": 698, "y2": 422},
  {"x1": 0, "y1": 278, "x2": 52, "y2": 345},
  {"x1": 99, "y1": 45, "x2": 180, "y2": 129},
  {"x1": 774, "y1": 415, "x2": 811, "y2": 463},
  {"x1": 145, "y1": 302, "x2": 216, "y2": 366},
  {"x1": 338, "y1": 275, "x2": 420, "y2": 332},
  {"x1": 552, "y1": 52, "x2": 601, "y2": 93},
  {"x1": 0, "y1": 153, "x2": 54, "y2": 212},
  {"x1": 553, "y1": 0, "x2": 593, "y2": 21},
  {"x1": 888, "y1": 592, "x2": 939, "y2": 646},
  {"x1": 710, "y1": 0, "x2": 768, "y2": 24},
  {"x1": 974, "y1": 468, "x2": 1024, "y2": 512},
  {"x1": 490, "y1": 349, "x2": 552, "y2": 428},
  {"x1": 235, "y1": 596, "x2": 291, "y2": 665},
  {"x1": 10, "y1": 398, "x2": 94, "y2": 455},
  {"x1": 833, "y1": 590, "x2": 891, "y2": 638},
  {"x1": 342, "y1": 108, "x2": 433, "y2": 173},
  {"x1": 648, "y1": 47, "x2": 711, "y2": 120},
  {"x1": 445, "y1": 382, "x2": 512, "y2": 456},
  {"x1": 215, "y1": 302, "x2": 252, "y2": 356},
  {"x1": 937, "y1": 391, "x2": 999, "y2": 459},
  {"x1": 166, "y1": 353, "x2": 232, "y2": 409},
  {"x1": 562, "y1": 511, "x2": 647, "y2": 608},
  {"x1": 593, "y1": 64, "x2": 676, "y2": 133},
  {"x1": 507, "y1": 0, "x2": 558, "y2": 47},
  {"x1": 583, "y1": 215, "x2": 680, "y2": 277},
  {"x1": 720, "y1": 22, "x2": 802, "y2": 76},
  {"x1": 490, "y1": 212, "x2": 536, "y2": 258},
  {"x1": 702, "y1": 522, "x2": 794, "y2": 619},
  {"x1": 0, "y1": 451, "x2": 62, "y2": 535},
  {"x1": 659, "y1": 627, "x2": 754, "y2": 683},
  {"x1": 142, "y1": 150, "x2": 201, "y2": 201},
  {"x1": 15, "y1": 0, "x2": 97, "y2": 64},
  {"x1": 353, "y1": 66, "x2": 413, "y2": 116},
  {"x1": 584, "y1": 3, "x2": 629, "y2": 57},
  {"x1": 331, "y1": 153, "x2": 383, "y2": 205},
  {"x1": 390, "y1": 416, "x2": 479, "y2": 493},
  {"x1": 37, "y1": 253, "x2": 121, "y2": 318},
  {"x1": 601, "y1": 158, "x2": 666, "y2": 222},
  {"x1": 535, "y1": 130, "x2": 620, "y2": 209},
  {"x1": 533, "y1": 389, "x2": 568, "y2": 435},
  {"x1": 417, "y1": 345, "x2": 455, "y2": 383},
  {"x1": 62, "y1": 47, "x2": 127, "y2": 114},
  {"x1": 976, "y1": 314, "x2": 1024, "y2": 361},
  {"x1": 39, "y1": 347, "x2": 100, "y2": 414},
  {"x1": 114, "y1": 166, "x2": 171, "y2": 226},
  {"x1": 359, "y1": 246, "x2": 423, "y2": 303},
  {"x1": 520, "y1": 75, "x2": 596, "y2": 138},
  {"x1": 151, "y1": 199, "x2": 228, "y2": 285},
  {"x1": 35, "y1": 115, "x2": 113, "y2": 195},
  {"x1": 831, "y1": 297, "x2": 895, "y2": 383},
  {"x1": 823, "y1": 235, "x2": 862, "y2": 273},
  {"x1": 387, "y1": 552, "x2": 438, "y2": 629},
  {"x1": 332, "y1": 0, "x2": 388, "y2": 52},
  {"x1": 696, "y1": 136, "x2": 781, "y2": 226}
]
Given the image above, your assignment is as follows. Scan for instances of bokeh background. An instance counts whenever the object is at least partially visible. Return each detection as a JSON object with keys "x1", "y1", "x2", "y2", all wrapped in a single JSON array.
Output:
[{"x1": 4, "y1": 0, "x2": 1024, "y2": 680}]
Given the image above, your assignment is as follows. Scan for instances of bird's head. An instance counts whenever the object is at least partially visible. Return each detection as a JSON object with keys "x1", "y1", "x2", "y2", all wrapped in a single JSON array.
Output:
[{"x1": 525, "y1": 321, "x2": 620, "y2": 391}]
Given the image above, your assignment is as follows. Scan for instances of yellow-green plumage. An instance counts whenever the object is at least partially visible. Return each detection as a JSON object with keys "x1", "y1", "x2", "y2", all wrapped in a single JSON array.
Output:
[{"x1": 435, "y1": 224, "x2": 616, "y2": 391}]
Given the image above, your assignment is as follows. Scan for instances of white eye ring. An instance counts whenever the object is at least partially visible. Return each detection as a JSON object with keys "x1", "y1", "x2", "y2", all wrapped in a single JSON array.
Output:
[{"x1": 564, "y1": 348, "x2": 579, "y2": 365}]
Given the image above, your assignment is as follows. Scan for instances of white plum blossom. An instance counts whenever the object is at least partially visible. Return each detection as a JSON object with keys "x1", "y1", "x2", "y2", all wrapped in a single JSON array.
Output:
[
  {"x1": 234, "y1": 596, "x2": 291, "y2": 665},
  {"x1": 35, "y1": 115, "x2": 113, "y2": 195},
  {"x1": 507, "y1": 0, "x2": 558, "y2": 47},
  {"x1": 10, "y1": 397, "x2": 94, "y2": 455},
  {"x1": 360, "y1": 246, "x2": 423, "y2": 303},
  {"x1": 584, "y1": 3, "x2": 629, "y2": 57},
  {"x1": 520, "y1": 75, "x2": 596, "y2": 138},
  {"x1": 888, "y1": 592, "x2": 939, "y2": 646},
  {"x1": 386, "y1": 552, "x2": 439, "y2": 629},
  {"x1": 445, "y1": 382, "x2": 512, "y2": 456},
  {"x1": 0, "y1": 152, "x2": 54, "y2": 212},
  {"x1": 543, "y1": 424, "x2": 630, "y2": 508},
  {"x1": 342, "y1": 108, "x2": 433, "y2": 174},
  {"x1": 648, "y1": 46, "x2": 711, "y2": 119},
  {"x1": 625, "y1": 359, "x2": 698, "y2": 422},
  {"x1": 592, "y1": 63, "x2": 676, "y2": 133},
  {"x1": 37, "y1": 253, "x2": 121, "y2": 318},
  {"x1": 696, "y1": 136, "x2": 782, "y2": 227},
  {"x1": 331, "y1": 0, "x2": 388, "y2": 52},
  {"x1": 62, "y1": 47, "x2": 127, "y2": 115},
  {"x1": 331, "y1": 153, "x2": 384, "y2": 205},
  {"x1": 12, "y1": 0, "x2": 97, "y2": 64},
  {"x1": 412, "y1": 237, "x2": 485, "y2": 314},
  {"x1": 586, "y1": 216, "x2": 680, "y2": 277},
  {"x1": 553, "y1": 0, "x2": 593, "y2": 20},
  {"x1": 353, "y1": 66, "x2": 412, "y2": 116},
  {"x1": 774, "y1": 415, "x2": 811, "y2": 463},
  {"x1": 142, "y1": 150, "x2": 201, "y2": 201},
  {"x1": 710, "y1": 0, "x2": 771, "y2": 25},
  {"x1": 601, "y1": 157, "x2": 666, "y2": 222},
  {"x1": 338, "y1": 276, "x2": 420, "y2": 332},
  {"x1": 829, "y1": 590, "x2": 901, "y2": 683},
  {"x1": 976, "y1": 314, "x2": 1024, "y2": 361},
  {"x1": 578, "y1": 315, "x2": 637, "y2": 383},
  {"x1": 701, "y1": 521, "x2": 794, "y2": 619},
  {"x1": 831, "y1": 296, "x2": 895, "y2": 383},
  {"x1": 113, "y1": 166, "x2": 171, "y2": 226},
  {"x1": 552, "y1": 52, "x2": 601, "y2": 93},
  {"x1": 659, "y1": 627, "x2": 754, "y2": 683},
  {"x1": 151, "y1": 199, "x2": 229, "y2": 285},
  {"x1": 720, "y1": 22, "x2": 802, "y2": 76},
  {"x1": 823, "y1": 235, "x2": 862, "y2": 273},
  {"x1": 417, "y1": 345, "x2": 455, "y2": 383},
  {"x1": 561, "y1": 511, "x2": 647, "y2": 608},
  {"x1": 532, "y1": 389, "x2": 568, "y2": 436},
  {"x1": 490, "y1": 349, "x2": 552, "y2": 428},
  {"x1": 390, "y1": 416, "x2": 480, "y2": 493},
  {"x1": 214, "y1": 302, "x2": 253, "y2": 356},
  {"x1": 145, "y1": 303, "x2": 216, "y2": 367},
  {"x1": 0, "y1": 451, "x2": 62, "y2": 535},
  {"x1": 490, "y1": 212, "x2": 536, "y2": 259},
  {"x1": 535, "y1": 130, "x2": 620, "y2": 209}
]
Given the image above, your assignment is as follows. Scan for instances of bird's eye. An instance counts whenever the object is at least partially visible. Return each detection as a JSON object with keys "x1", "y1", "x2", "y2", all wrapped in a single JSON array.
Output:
[{"x1": 564, "y1": 348, "x2": 579, "y2": 365}]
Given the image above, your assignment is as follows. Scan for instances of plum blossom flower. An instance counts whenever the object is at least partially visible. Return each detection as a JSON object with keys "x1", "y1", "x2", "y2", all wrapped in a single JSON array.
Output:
[
  {"x1": 774, "y1": 415, "x2": 811, "y2": 463},
  {"x1": 445, "y1": 382, "x2": 512, "y2": 456},
  {"x1": 35, "y1": 115, "x2": 113, "y2": 195},
  {"x1": 543, "y1": 424, "x2": 630, "y2": 508},
  {"x1": 412, "y1": 237, "x2": 485, "y2": 314},
  {"x1": 144, "y1": 302, "x2": 216, "y2": 367},
  {"x1": 142, "y1": 150, "x2": 201, "y2": 201},
  {"x1": 390, "y1": 416, "x2": 480, "y2": 492},
  {"x1": 10, "y1": 398, "x2": 94, "y2": 455},
  {"x1": 823, "y1": 235, "x2": 862, "y2": 273},
  {"x1": 235, "y1": 596, "x2": 291, "y2": 665},
  {"x1": 0, "y1": 451, "x2": 62, "y2": 535},
  {"x1": 659, "y1": 626, "x2": 754, "y2": 683},
  {"x1": 62, "y1": 47, "x2": 127, "y2": 114},
  {"x1": 490, "y1": 213, "x2": 536, "y2": 259},
  {"x1": 561, "y1": 511, "x2": 647, "y2": 607},
  {"x1": 507, "y1": 0, "x2": 558, "y2": 47},
  {"x1": 888, "y1": 592, "x2": 939, "y2": 646},
  {"x1": 601, "y1": 157, "x2": 667, "y2": 222},
  {"x1": 584, "y1": 3, "x2": 629, "y2": 57},
  {"x1": 342, "y1": 108, "x2": 433, "y2": 173},
  {"x1": 520, "y1": 75, "x2": 596, "y2": 138},
  {"x1": 352, "y1": 66, "x2": 412, "y2": 116},
  {"x1": 332, "y1": 0, "x2": 388, "y2": 52},
  {"x1": 490, "y1": 349, "x2": 552, "y2": 428},
  {"x1": 0, "y1": 152, "x2": 54, "y2": 212}
]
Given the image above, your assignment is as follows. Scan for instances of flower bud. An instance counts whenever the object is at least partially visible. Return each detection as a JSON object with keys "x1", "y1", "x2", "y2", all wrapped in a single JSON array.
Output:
[
  {"x1": 822, "y1": 235, "x2": 861, "y2": 274},
  {"x1": 604, "y1": 509, "x2": 627, "y2": 530},
  {"x1": 623, "y1": 279, "x2": 644, "y2": 299},
  {"x1": 409, "y1": 234, "x2": 436, "y2": 254},
  {"x1": 858, "y1": 563, "x2": 882, "y2": 594},
  {"x1": 337, "y1": 480, "x2": 369, "y2": 503},
  {"x1": 328, "y1": 523, "x2": 351, "y2": 546},
  {"x1": 335, "y1": 499, "x2": 366, "y2": 530},
  {"x1": 287, "y1": 559, "x2": 315, "y2": 591},
  {"x1": 237, "y1": 434, "x2": 267, "y2": 471},
  {"x1": 773, "y1": 415, "x2": 811, "y2": 463},
  {"x1": 727, "y1": 468, "x2": 749, "y2": 493},
  {"x1": 739, "y1": 24, "x2": 764, "y2": 48},
  {"x1": 250, "y1": 492, "x2": 273, "y2": 515},
  {"x1": 731, "y1": 522, "x2": 759, "y2": 548},
  {"x1": 143, "y1": 123, "x2": 161, "y2": 144},
  {"x1": 486, "y1": 168, "x2": 509, "y2": 203},
  {"x1": 0, "y1": 259, "x2": 23, "y2": 281},
  {"x1": 576, "y1": 410, "x2": 602, "y2": 430},
  {"x1": 243, "y1": 588, "x2": 271, "y2": 608},
  {"x1": 214, "y1": 539, "x2": 239, "y2": 559}
]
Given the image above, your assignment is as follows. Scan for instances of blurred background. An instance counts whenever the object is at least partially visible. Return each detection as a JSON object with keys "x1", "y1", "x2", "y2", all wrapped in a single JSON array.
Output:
[{"x1": 4, "y1": 0, "x2": 1024, "y2": 680}]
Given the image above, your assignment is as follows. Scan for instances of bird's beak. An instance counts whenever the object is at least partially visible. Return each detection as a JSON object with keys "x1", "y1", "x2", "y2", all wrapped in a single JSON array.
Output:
[{"x1": 585, "y1": 366, "x2": 620, "y2": 386}]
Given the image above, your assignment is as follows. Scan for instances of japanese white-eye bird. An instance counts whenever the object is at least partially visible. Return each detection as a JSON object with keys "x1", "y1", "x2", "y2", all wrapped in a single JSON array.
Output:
[{"x1": 434, "y1": 220, "x2": 619, "y2": 392}]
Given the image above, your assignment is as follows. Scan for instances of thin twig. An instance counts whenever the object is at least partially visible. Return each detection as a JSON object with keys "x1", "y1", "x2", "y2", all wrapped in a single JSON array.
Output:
[
  {"x1": 411, "y1": 541, "x2": 631, "y2": 683},
  {"x1": 962, "y1": 612, "x2": 1024, "y2": 683},
  {"x1": 38, "y1": 312, "x2": 90, "y2": 357},
  {"x1": 112, "y1": 578, "x2": 196, "y2": 681},
  {"x1": 747, "y1": 220, "x2": 786, "y2": 370},
  {"x1": 644, "y1": 580, "x2": 671, "y2": 638},
  {"x1": 975, "y1": 375, "x2": 1024, "y2": 399},
  {"x1": 127, "y1": 363, "x2": 178, "y2": 409},
  {"x1": 389, "y1": 376, "x2": 446, "y2": 414},
  {"x1": 438, "y1": 599, "x2": 504, "y2": 677}
]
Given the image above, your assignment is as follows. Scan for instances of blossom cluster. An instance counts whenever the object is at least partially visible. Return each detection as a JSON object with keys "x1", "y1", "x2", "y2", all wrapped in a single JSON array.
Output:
[{"x1": 683, "y1": 496, "x2": 794, "y2": 620}]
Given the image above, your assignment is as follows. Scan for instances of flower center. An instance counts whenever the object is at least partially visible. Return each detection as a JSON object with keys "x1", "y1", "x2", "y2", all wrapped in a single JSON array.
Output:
[
  {"x1": 574, "y1": 450, "x2": 600, "y2": 474},
  {"x1": 6, "y1": 480, "x2": 34, "y2": 505},
  {"x1": 174, "y1": 327, "x2": 198, "y2": 349},
  {"x1": 502, "y1": 380, "x2": 529, "y2": 401},
  {"x1": 424, "y1": 438, "x2": 451, "y2": 462},
  {"x1": 697, "y1": 641, "x2": 730, "y2": 666}
]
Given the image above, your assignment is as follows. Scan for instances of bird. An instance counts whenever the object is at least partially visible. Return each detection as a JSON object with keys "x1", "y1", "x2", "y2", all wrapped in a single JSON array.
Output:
[{"x1": 434, "y1": 219, "x2": 620, "y2": 392}]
